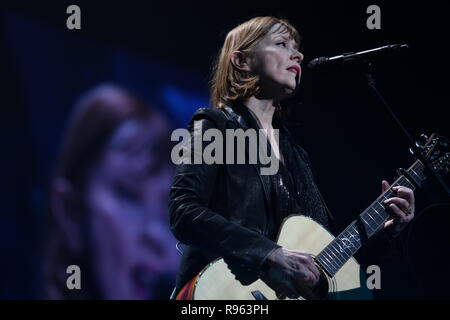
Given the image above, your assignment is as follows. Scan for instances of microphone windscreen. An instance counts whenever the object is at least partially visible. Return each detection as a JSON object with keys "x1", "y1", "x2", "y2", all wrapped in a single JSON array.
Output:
[{"x1": 307, "y1": 57, "x2": 328, "y2": 69}]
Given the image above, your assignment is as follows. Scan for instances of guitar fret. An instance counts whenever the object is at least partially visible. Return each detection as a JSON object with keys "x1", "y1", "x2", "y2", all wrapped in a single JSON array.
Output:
[
  {"x1": 342, "y1": 230, "x2": 358, "y2": 251},
  {"x1": 326, "y1": 243, "x2": 347, "y2": 266},
  {"x1": 318, "y1": 223, "x2": 365, "y2": 276},
  {"x1": 326, "y1": 227, "x2": 361, "y2": 274},
  {"x1": 399, "y1": 176, "x2": 415, "y2": 190},
  {"x1": 316, "y1": 255, "x2": 331, "y2": 271},
  {"x1": 371, "y1": 207, "x2": 387, "y2": 226},
  {"x1": 335, "y1": 238, "x2": 352, "y2": 259},
  {"x1": 325, "y1": 249, "x2": 339, "y2": 270},
  {"x1": 319, "y1": 250, "x2": 341, "y2": 277},
  {"x1": 366, "y1": 212, "x2": 383, "y2": 232},
  {"x1": 410, "y1": 161, "x2": 426, "y2": 185},
  {"x1": 317, "y1": 254, "x2": 336, "y2": 275},
  {"x1": 396, "y1": 177, "x2": 406, "y2": 188},
  {"x1": 349, "y1": 225, "x2": 362, "y2": 249},
  {"x1": 365, "y1": 210, "x2": 378, "y2": 225},
  {"x1": 409, "y1": 167, "x2": 421, "y2": 183},
  {"x1": 340, "y1": 229, "x2": 360, "y2": 256},
  {"x1": 320, "y1": 250, "x2": 340, "y2": 273},
  {"x1": 322, "y1": 251, "x2": 339, "y2": 271},
  {"x1": 417, "y1": 165, "x2": 425, "y2": 178},
  {"x1": 337, "y1": 237, "x2": 354, "y2": 258},
  {"x1": 399, "y1": 176, "x2": 409, "y2": 185},
  {"x1": 372, "y1": 206, "x2": 384, "y2": 220},
  {"x1": 338, "y1": 231, "x2": 358, "y2": 253},
  {"x1": 413, "y1": 162, "x2": 424, "y2": 175},
  {"x1": 315, "y1": 156, "x2": 434, "y2": 278},
  {"x1": 325, "y1": 245, "x2": 344, "y2": 266},
  {"x1": 332, "y1": 237, "x2": 353, "y2": 261},
  {"x1": 360, "y1": 215, "x2": 376, "y2": 235},
  {"x1": 372, "y1": 207, "x2": 385, "y2": 226}
]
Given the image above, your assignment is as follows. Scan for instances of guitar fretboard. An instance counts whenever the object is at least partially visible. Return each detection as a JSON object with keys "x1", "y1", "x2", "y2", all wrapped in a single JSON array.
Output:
[{"x1": 315, "y1": 160, "x2": 426, "y2": 277}]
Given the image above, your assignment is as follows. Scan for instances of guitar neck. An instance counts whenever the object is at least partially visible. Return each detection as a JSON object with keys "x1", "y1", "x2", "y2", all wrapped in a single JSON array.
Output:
[{"x1": 315, "y1": 160, "x2": 426, "y2": 277}]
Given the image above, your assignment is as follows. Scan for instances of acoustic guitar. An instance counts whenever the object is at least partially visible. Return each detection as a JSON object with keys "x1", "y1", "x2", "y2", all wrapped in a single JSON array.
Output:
[{"x1": 178, "y1": 133, "x2": 449, "y2": 300}]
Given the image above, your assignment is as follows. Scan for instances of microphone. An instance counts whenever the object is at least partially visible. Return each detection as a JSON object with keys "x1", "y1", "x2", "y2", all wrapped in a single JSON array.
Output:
[{"x1": 307, "y1": 44, "x2": 409, "y2": 69}]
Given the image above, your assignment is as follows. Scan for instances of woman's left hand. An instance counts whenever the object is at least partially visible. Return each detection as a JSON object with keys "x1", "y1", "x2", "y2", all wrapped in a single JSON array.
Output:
[{"x1": 381, "y1": 180, "x2": 415, "y2": 238}]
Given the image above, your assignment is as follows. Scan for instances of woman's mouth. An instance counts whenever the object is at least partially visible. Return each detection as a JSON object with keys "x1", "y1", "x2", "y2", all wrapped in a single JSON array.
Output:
[
  {"x1": 132, "y1": 265, "x2": 176, "y2": 300},
  {"x1": 132, "y1": 265, "x2": 158, "y2": 299},
  {"x1": 286, "y1": 65, "x2": 300, "y2": 76}
]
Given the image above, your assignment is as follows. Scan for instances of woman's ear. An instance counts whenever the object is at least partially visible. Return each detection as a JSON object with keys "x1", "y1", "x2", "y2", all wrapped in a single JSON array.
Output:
[
  {"x1": 230, "y1": 51, "x2": 252, "y2": 73},
  {"x1": 51, "y1": 177, "x2": 84, "y2": 254}
]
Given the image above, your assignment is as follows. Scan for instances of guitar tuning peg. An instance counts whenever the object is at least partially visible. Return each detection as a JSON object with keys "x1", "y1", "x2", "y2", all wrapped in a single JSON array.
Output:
[{"x1": 415, "y1": 134, "x2": 429, "y2": 148}]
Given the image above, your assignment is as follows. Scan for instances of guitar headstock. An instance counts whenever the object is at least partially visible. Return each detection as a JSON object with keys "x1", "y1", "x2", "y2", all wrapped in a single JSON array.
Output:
[{"x1": 415, "y1": 133, "x2": 450, "y2": 176}]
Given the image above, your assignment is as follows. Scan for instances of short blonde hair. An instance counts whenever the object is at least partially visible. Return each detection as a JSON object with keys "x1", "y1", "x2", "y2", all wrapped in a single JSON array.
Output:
[{"x1": 210, "y1": 16, "x2": 300, "y2": 109}]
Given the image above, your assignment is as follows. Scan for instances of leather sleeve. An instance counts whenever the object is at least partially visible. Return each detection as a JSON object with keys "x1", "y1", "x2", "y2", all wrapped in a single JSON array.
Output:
[{"x1": 168, "y1": 109, "x2": 280, "y2": 279}]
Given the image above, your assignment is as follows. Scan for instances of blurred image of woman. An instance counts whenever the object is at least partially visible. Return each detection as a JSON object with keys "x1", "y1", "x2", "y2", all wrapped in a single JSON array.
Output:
[{"x1": 46, "y1": 84, "x2": 179, "y2": 299}]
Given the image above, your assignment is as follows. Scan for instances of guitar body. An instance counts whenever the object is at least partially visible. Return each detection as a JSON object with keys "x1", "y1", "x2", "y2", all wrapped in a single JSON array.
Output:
[
  {"x1": 190, "y1": 215, "x2": 372, "y2": 300},
  {"x1": 177, "y1": 133, "x2": 450, "y2": 300}
]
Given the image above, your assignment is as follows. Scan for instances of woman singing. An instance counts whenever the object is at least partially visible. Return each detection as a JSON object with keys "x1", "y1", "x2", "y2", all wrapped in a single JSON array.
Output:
[{"x1": 169, "y1": 16, "x2": 415, "y2": 299}]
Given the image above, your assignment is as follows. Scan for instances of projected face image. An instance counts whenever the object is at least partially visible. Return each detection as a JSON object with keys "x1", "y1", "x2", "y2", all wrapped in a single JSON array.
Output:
[{"x1": 84, "y1": 118, "x2": 179, "y2": 299}]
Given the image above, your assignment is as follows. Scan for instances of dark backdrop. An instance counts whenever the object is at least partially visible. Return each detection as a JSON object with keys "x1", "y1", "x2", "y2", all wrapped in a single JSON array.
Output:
[{"x1": 1, "y1": 1, "x2": 449, "y2": 299}]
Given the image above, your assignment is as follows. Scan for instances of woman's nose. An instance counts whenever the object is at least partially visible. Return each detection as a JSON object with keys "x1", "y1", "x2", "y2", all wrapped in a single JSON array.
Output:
[
  {"x1": 291, "y1": 50, "x2": 304, "y2": 64},
  {"x1": 142, "y1": 221, "x2": 171, "y2": 257}
]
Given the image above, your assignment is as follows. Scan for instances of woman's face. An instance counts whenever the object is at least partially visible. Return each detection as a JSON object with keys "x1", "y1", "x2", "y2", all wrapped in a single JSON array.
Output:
[
  {"x1": 84, "y1": 117, "x2": 179, "y2": 299},
  {"x1": 249, "y1": 23, "x2": 304, "y2": 100}
]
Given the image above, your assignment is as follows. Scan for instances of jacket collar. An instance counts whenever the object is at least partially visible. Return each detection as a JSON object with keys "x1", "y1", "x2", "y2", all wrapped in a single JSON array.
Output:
[
  {"x1": 223, "y1": 101, "x2": 286, "y2": 132},
  {"x1": 223, "y1": 103, "x2": 252, "y2": 131}
]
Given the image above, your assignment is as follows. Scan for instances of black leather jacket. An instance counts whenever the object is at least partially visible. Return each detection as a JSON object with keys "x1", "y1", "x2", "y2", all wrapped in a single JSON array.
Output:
[{"x1": 168, "y1": 103, "x2": 333, "y2": 293}]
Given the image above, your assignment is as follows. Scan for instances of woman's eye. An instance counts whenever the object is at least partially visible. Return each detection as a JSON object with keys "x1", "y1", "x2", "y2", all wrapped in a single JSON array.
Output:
[
  {"x1": 115, "y1": 185, "x2": 139, "y2": 201},
  {"x1": 276, "y1": 42, "x2": 286, "y2": 47}
]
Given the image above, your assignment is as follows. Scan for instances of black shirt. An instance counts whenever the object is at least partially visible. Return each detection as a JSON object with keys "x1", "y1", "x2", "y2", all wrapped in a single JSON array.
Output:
[{"x1": 241, "y1": 104, "x2": 331, "y2": 237}]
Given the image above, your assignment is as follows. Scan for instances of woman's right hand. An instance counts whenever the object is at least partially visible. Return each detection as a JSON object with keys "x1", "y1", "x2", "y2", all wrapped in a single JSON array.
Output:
[{"x1": 260, "y1": 247, "x2": 321, "y2": 299}]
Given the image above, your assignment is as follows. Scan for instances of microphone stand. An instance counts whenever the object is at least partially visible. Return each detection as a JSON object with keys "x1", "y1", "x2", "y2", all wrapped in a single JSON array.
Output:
[{"x1": 359, "y1": 58, "x2": 450, "y2": 196}]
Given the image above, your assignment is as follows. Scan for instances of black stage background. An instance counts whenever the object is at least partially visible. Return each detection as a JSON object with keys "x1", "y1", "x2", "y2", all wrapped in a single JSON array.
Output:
[{"x1": 1, "y1": 0, "x2": 449, "y2": 300}]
